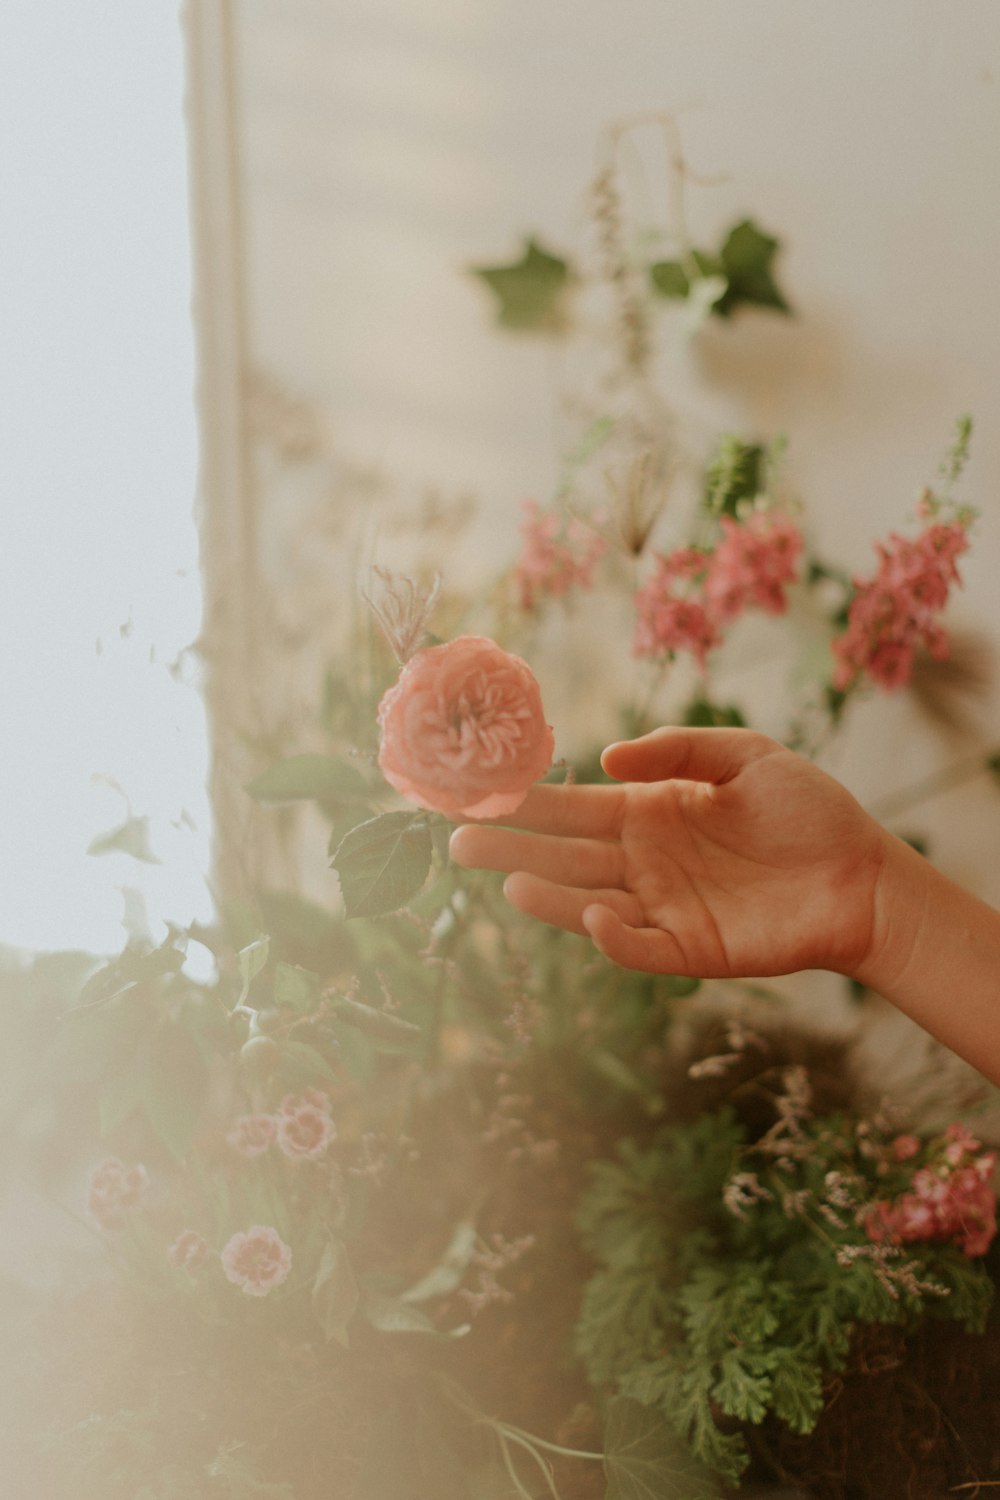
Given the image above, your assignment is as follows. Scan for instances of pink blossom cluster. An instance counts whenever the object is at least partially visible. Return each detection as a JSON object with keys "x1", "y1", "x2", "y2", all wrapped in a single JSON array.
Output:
[
  {"x1": 513, "y1": 500, "x2": 607, "y2": 612},
  {"x1": 832, "y1": 520, "x2": 969, "y2": 691},
  {"x1": 866, "y1": 1124, "x2": 997, "y2": 1259},
  {"x1": 221, "y1": 1224, "x2": 292, "y2": 1297},
  {"x1": 87, "y1": 1156, "x2": 149, "y2": 1230},
  {"x1": 167, "y1": 1229, "x2": 211, "y2": 1273},
  {"x1": 226, "y1": 1090, "x2": 336, "y2": 1163},
  {"x1": 634, "y1": 511, "x2": 803, "y2": 666}
]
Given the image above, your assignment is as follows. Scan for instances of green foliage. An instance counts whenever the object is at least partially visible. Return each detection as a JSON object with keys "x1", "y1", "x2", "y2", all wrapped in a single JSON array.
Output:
[
  {"x1": 650, "y1": 218, "x2": 791, "y2": 319},
  {"x1": 330, "y1": 810, "x2": 434, "y2": 916},
  {"x1": 573, "y1": 1106, "x2": 996, "y2": 1484},
  {"x1": 702, "y1": 435, "x2": 765, "y2": 518},
  {"x1": 470, "y1": 237, "x2": 573, "y2": 331}
]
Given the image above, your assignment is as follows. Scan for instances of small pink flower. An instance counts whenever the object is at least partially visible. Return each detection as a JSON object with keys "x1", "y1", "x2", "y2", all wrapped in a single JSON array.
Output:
[
  {"x1": 377, "y1": 635, "x2": 555, "y2": 820},
  {"x1": 513, "y1": 500, "x2": 607, "y2": 611},
  {"x1": 87, "y1": 1157, "x2": 149, "y2": 1230},
  {"x1": 221, "y1": 1225, "x2": 292, "y2": 1297},
  {"x1": 168, "y1": 1230, "x2": 211, "y2": 1273},
  {"x1": 226, "y1": 1113, "x2": 277, "y2": 1159},
  {"x1": 891, "y1": 1134, "x2": 921, "y2": 1161},
  {"x1": 832, "y1": 519, "x2": 969, "y2": 692},
  {"x1": 276, "y1": 1095, "x2": 335, "y2": 1161},
  {"x1": 633, "y1": 512, "x2": 802, "y2": 666}
]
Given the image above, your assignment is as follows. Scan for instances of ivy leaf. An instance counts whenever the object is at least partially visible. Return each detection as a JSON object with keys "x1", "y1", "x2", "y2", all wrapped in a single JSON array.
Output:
[
  {"x1": 87, "y1": 815, "x2": 161, "y2": 864},
  {"x1": 331, "y1": 812, "x2": 433, "y2": 918},
  {"x1": 312, "y1": 1239, "x2": 359, "y2": 1346},
  {"x1": 470, "y1": 237, "x2": 572, "y2": 331},
  {"x1": 715, "y1": 218, "x2": 791, "y2": 318},
  {"x1": 245, "y1": 754, "x2": 370, "y2": 812},
  {"x1": 649, "y1": 249, "x2": 722, "y2": 301},
  {"x1": 603, "y1": 1398, "x2": 721, "y2": 1500},
  {"x1": 650, "y1": 221, "x2": 790, "y2": 321}
]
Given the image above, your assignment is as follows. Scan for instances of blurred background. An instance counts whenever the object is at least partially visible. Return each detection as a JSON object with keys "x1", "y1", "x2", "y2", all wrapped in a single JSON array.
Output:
[{"x1": 3, "y1": 0, "x2": 1000, "y2": 953}]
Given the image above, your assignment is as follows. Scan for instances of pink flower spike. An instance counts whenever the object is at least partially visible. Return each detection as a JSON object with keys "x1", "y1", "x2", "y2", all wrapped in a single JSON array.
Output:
[
  {"x1": 87, "y1": 1157, "x2": 149, "y2": 1230},
  {"x1": 226, "y1": 1113, "x2": 277, "y2": 1159},
  {"x1": 276, "y1": 1096, "x2": 336, "y2": 1161},
  {"x1": 377, "y1": 635, "x2": 554, "y2": 820},
  {"x1": 168, "y1": 1230, "x2": 211, "y2": 1273},
  {"x1": 221, "y1": 1225, "x2": 292, "y2": 1297}
]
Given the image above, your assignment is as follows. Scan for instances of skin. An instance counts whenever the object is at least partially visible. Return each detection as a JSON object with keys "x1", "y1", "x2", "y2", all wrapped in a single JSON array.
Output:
[{"x1": 450, "y1": 727, "x2": 1000, "y2": 1086}]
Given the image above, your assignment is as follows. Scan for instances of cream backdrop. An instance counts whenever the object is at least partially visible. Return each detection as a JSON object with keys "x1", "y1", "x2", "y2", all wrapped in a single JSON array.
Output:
[{"x1": 190, "y1": 0, "x2": 1000, "y2": 1097}]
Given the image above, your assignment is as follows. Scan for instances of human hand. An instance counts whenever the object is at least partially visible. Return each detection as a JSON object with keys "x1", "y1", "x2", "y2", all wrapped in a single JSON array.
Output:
[{"x1": 449, "y1": 727, "x2": 889, "y2": 979}]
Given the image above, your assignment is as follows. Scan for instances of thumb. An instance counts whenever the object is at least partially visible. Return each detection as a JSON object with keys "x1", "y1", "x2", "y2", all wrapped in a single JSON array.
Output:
[{"x1": 600, "y1": 727, "x2": 775, "y2": 786}]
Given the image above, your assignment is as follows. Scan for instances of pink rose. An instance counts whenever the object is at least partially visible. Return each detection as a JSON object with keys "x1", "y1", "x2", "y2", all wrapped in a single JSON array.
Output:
[
  {"x1": 221, "y1": 1225, "x2": 292, "y2": 1297},
  {"x1": 87, "y1": 1157, "x2": 149, "y2": 1230},
  {"x1": 226, "y1": 1113, "x2": 278, "y2": 1158},
  {"x1": 168, "y1": 1230, "x2": 211, "y2": 1273},
  {"x1": 377, "y1": 635, "x2": 554, "y2": 820},
  {"x1": 276, "y1": 1094, "x2": 335, "y2": 1161}
]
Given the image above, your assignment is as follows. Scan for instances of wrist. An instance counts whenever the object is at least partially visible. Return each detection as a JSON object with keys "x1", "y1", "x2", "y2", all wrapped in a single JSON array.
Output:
[{"x1": 850, "y1": 825, "x2": 932, "y2": 995}]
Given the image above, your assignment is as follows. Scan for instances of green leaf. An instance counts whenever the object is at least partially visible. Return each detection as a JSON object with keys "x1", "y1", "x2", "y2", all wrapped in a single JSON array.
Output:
[
  {"x1": 361, "y1": 1286, "x2": 469, "y2": 1338},
  {"x1": 73, "y1": 941, "x2": 185, "y2": 1013},
  {"x1": 702, "y1": 436, "x2": 765, "y2": 518},
  {"x1": 331, "y1": 811, "x2": 433, "y2": 918},
  {"x1": 236, "y1": 936, "x2": 269, "y2": 1007},
  {"x1": 273, "y1": 962, "x2": 319, "y2": 1013},
  {"x1": 401, "y1": 1221, "x2": 478, "y2": 1303},
  {"x1": 683, "y1": 698, "x2": 748, "y2": 729},
  {"x1": 602, "y1": 1398, "x2": 721, "y2": 1500},
  {"x1": 649, "y1": 260, "x2": 690, "y2": 299},
  {"x1": 332, "y1": 993, "x2": 424, "y2": 1053},
  {"x1": 274, "y1": 1037, "x2": 339, "y2": 1087},
  {"x1": 87, "y1": 815, "x2": 161, "y2": 864},
  {"x1": 470, "y1": 237, "x2": 572, "y2": 331},
  {"x1": 715, "y1": 218, "x2": 791, "y2": 318},
  {"x1": 245, "y1": 753, "x2": 370, "y2": 810},
  {"x1": 312, "y1": 1239, "x2": 359, "y2": 1345}
]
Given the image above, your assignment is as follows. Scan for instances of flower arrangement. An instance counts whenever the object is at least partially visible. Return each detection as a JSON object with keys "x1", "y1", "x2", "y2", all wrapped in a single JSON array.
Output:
[{"x1": 5, "y1": 120, "x2": 1000, "y2": 1500}]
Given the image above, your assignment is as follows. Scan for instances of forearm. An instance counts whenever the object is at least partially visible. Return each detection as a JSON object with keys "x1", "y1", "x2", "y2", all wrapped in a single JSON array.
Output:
[{"x1": 854, "y1": 831, "x2": 1000, "y2": 1086}]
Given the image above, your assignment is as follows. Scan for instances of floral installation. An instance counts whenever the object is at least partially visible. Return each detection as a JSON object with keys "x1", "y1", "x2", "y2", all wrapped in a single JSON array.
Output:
[{"x1": 7, "y1": 119, "x2": 1000, "y2": 1500}]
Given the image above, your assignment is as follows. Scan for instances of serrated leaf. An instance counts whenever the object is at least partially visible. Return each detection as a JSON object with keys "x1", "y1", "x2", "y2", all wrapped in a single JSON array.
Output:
[
  {"x1": 603, "y1": 1398, "x2": 721, "y2": 1500},
  {"x1": 312, "y1": 1239, "x2": 359, "y2": 1345},
  {"x1": 331, "y1": 811, "x2": 433, "y2": 917},
  {"x1": 470, "y1": 237, "x2": 572, "y2": 331},
  {"x1": 87, "y1": 815, "x2": 161, "y2": 864},
  {"x1": 246, "y1": 753, "x2": 370, "y2": 811}
]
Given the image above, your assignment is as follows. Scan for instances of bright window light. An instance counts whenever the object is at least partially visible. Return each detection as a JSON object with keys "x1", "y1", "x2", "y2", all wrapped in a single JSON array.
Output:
[{"x1": 0, "y1": 3, "x2": 212, "y2": 955}]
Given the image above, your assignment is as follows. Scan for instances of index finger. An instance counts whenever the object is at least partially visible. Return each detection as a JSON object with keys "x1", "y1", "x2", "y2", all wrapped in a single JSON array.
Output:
[{"x1": 477, "y1": 782, "x2": 625, "y2": 840}]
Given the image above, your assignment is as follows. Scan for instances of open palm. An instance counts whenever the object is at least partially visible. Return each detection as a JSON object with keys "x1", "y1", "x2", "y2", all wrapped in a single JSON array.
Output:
[{"x1": 449, "y1": 728, "x2": 885, "y2": 979}]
